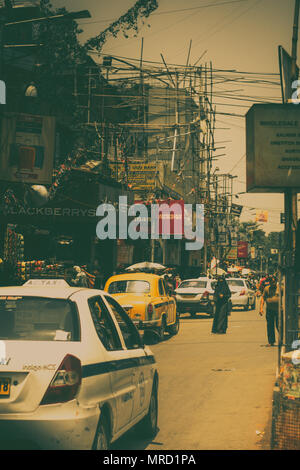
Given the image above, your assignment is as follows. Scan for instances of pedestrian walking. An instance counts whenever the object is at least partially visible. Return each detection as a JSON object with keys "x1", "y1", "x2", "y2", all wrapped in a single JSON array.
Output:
[
  {"x1": 259, "y1": 275, "x2": 279, "y2": 346},
  {"x1": 211, "y1": 275, "x2": 231, "y2": 335},
  {"x1": 70, "y1": 266, "x2": 88, "y2": 287}
]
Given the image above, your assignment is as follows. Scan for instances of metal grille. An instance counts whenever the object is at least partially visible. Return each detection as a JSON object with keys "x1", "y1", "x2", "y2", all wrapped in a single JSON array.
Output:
[{"x1": 272, "y1": 396, "x2": 300, "y2": 450}]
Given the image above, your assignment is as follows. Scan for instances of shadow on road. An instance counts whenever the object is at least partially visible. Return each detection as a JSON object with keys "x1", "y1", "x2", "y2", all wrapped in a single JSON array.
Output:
[
  {"x1": 143, "y1": 331, "x2": 175, "y2": 345},
  {"x1": 180, "y1": 313, "x2": 212, "y2": 320},
  {"x1": 111, "y1": 426, "x2": 163, "y2": 450}
]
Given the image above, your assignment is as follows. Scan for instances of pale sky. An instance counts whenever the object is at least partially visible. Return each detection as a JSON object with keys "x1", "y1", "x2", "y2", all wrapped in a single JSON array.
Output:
[{"x1": 52, "y1": 0, "x2": 300, "y2": 233}]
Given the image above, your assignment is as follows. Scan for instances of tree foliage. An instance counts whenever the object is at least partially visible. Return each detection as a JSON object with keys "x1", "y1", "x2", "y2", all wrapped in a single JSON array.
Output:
[{"x1": 85, "y1": 0, "x2": 159, "y2": 51}]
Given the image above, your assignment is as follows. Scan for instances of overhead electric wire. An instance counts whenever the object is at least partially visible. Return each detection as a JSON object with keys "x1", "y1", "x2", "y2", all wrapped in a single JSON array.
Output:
[{"x1": 78, "y1": 0, "x2": 250, "y2": 26}]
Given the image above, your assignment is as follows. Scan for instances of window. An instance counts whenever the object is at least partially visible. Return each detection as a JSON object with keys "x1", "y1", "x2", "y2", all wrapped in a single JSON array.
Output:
[
  {"x1": 88, "y1": 296, "x2": 122, "y2": 351},
  {"x1": 108, "y1": 280, "x2": 150, "y2": 294},
  {"x1": 105, "y1": 296, "x2": 143, "y2": 350},
  {"x1": 227, "y1": 280, "x2": 245, "y2": 287},
  {"x1": 0, "y1": 296, "x2": 79, "y2": 341},
  {"x1": 158, "y1": 279, "x2": 165, "y2": 296},
  {"x1": 179, "y1": 281, "x2": 207, "y2": 289}
]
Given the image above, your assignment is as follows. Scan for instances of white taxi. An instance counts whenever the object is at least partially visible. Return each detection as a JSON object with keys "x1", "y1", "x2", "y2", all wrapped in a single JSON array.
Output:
[{"x1": 0, "y1": 280, "x2": 158, "y2": 450}]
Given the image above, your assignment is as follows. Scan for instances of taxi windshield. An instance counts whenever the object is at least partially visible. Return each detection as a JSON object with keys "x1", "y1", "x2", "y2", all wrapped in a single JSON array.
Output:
[
  {"x1": 0, "y1": 296, "x2": 79, "y2": 341},
  {"x1": 108, "y1": 280, "x2": 150, "y2": 294}
]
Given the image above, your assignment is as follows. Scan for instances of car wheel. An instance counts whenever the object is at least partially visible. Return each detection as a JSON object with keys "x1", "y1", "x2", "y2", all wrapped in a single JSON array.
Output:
[
  {"x1": 168, "y1": 317, "x2": 180, "y2": 336},
  {"x1": 244, "y1": 300, "x2": 250, "y2": 311},
  {"x1": 158, "y1": 317, "x2": 166, "y2": 341},
  {"x1": 139, "y1": 382, "x2": 158, "y2": 438},
  {"x1": 93, "y1": 415, "x2": 110, "y2": 450}
]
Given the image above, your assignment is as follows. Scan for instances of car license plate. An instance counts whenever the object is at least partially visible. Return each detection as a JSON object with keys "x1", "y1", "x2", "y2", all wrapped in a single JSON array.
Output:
[{"x1": 0, "y1": 378, "x2": 11, "y2": 397}]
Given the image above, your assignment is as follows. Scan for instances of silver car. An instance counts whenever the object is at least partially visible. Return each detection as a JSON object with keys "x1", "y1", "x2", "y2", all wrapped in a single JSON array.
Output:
[
  {"x1": 0, "y1": 281, "x2": 158, "y2": 450},
  {"x1": 175, "y1": 277, "x2": 216, "y2": 317},
  {"x1": 226, "y1": 278, "x2": 256, "y2": 310}
]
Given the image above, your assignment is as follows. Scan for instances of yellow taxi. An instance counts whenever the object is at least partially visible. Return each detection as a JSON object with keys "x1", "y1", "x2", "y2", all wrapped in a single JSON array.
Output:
[{"x1": 104, "y1": 273, "x2": 179, "y2": 341}]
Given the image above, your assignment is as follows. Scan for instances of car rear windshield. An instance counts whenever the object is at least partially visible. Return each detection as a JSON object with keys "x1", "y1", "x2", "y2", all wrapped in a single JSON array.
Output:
[
  {"x1": 108, "y1": 280, "x2": 150, "y2": 294},
  {"x1": 0, "y1": 296, "x2": 80, "y2": 341},
  {"x1": 227, "y1": 280, "x2": 244, "y2": 287},
  {"x1": 179, "y1": 281, "x2": 207, "y2": 289}
]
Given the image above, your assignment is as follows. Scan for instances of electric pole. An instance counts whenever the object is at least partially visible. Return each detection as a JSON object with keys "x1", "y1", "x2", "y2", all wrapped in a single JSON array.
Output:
[{"x1": 284, "y1": 0, "x2": 299, "y2": 350}]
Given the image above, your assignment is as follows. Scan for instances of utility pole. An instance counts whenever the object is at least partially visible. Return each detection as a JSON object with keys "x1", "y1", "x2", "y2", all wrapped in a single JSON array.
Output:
[
  {"x1": 0, "y1": 0, "x2": 12, "y2": 81},
  {"x1": 283, "y1": 0, "x2": 299, "y2": 350}
]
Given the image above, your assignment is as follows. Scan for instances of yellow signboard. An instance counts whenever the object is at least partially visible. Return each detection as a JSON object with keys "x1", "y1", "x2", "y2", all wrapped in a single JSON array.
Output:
[
  {"x1": 255, "y1": 210, "x2": 268, "y2": 223},
  {"x1": 226, "y1": 247, "x2": 238, "y2": 260},
  {"x1": 110, "y1": 162, "x2": 157, "y2": 191}
]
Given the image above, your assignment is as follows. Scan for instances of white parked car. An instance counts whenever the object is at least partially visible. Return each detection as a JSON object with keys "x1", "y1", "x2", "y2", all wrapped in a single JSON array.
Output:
[
  {"x1": 0, "y1": 280, "x2": 158, "y2": 450},
  {"x1": 226, "y1": 278, "x2": 256, "y2": 310},
  {"x1": 175, "y1": 277, "x2": 216, "y2": 317}
]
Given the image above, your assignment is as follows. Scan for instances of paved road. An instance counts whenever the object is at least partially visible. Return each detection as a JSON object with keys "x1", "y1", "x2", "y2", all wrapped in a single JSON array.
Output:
[{"x1": 112, "y1": 303, "x2": 277, "y2": 450}]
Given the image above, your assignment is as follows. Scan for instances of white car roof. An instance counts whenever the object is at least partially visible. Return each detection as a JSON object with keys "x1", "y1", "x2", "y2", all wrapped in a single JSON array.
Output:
[
  {"x1": 0, "y1": 286, "x2": 108, "y2": 300},
  {"x1": 181, "y1": 278, "x2": 209, "y2": 282}
]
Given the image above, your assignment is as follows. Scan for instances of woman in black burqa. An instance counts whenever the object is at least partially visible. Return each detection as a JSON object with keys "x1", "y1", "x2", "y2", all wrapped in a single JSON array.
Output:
[{"x1": 211, "y1": 275, "x2": 231, "y2": 334}]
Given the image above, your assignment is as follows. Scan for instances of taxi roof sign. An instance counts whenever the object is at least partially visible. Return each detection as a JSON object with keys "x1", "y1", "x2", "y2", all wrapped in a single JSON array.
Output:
[{"x1": 23, "y1": 279, "x2": 70, "y2": 287}]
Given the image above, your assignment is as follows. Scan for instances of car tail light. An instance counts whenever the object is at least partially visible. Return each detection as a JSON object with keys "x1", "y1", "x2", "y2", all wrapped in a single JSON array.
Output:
[
  {"x1": 147, "y1": 303, "x2": 154, "y2": 319},
  {"x1": 202, "y1": 291, "x2": 209, "y2": 298},
  {"x1": 239, "y1": 289, "x2": 246, "y2": 296},
  {"x1": 40, "y1": 354, "x2": 82, "y2": 405}
]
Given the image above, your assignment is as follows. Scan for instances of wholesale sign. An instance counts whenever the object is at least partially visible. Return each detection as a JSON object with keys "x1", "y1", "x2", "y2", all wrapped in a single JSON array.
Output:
[
  {"x1": 0, "y1": 113, "x2": 56, "y2": 184},
  {"x1": 246, "y1": 104, "x2": 300, "y2": 192}
]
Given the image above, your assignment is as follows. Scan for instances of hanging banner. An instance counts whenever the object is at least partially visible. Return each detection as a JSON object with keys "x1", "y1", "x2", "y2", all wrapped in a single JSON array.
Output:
[
  {"x1": 230, "y1": 203, "x2": 243, "y2": 216},
  {"x1": 0, "y1": 113, "x2": 56, "y2": 184},
  {"x1": 255, "y1": 210, "x2": 268, "y2": 223}
]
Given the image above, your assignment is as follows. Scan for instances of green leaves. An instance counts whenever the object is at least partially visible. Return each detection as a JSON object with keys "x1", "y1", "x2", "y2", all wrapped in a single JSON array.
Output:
[{"x1": 85, "y1": 0, "x2": 159, "y2": 51}]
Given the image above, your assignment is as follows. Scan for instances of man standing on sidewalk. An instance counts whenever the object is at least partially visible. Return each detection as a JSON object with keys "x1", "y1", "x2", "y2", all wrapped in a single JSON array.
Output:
[{"x1": 259, "y1": 275, "x2": 279, "y2": 346}]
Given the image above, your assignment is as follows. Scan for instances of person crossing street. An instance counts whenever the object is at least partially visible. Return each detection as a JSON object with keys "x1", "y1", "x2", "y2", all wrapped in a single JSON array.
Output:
[{"x1": 259, "y1": 275, "x2": 279, "y2": 346}]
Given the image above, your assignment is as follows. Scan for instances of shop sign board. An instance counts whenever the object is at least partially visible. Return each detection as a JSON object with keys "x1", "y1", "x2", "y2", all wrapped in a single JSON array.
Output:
[
  {"x1": 110, "y1": 162, "x2": 157, "y2": 191},
  {"x1": 0, "y1": 113, "x2": 56, "y2": 184},
  {"x1": 226, "y1": 247, "x2": 238, "y2": 260},
  {"x1": 255, "y1": 210, "x2": 268, "y2": 223},
  {"x1": 117, "y1": 243, "x2": 134, "y2": 265},
  {"x1": 246, "y1": 104, "x2": 300, "y2": 192},
  {"x1": 135, "y1": 199, "x2": 185, "y2": 236},
  {"x1": 237, "y1": 241, "x2": 248, "y2": 259}
]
